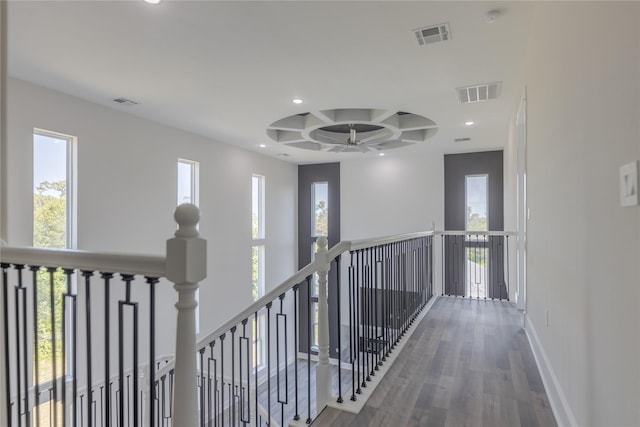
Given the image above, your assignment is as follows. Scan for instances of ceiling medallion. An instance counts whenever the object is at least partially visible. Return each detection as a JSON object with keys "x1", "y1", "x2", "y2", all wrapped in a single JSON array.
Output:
[{"x1": 266, "y1": 108, "x2": 438, "y2": 153}]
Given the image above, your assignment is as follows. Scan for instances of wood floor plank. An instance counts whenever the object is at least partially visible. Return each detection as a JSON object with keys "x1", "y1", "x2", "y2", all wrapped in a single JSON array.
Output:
[{"x1": 312, "y1": 297, "x2": 557, "y2": 427}]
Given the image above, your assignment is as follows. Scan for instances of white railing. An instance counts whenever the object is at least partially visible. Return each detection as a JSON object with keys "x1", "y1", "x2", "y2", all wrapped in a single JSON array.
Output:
[
  {"x1": 0, "y1": 203, "x2": 205, "y2": 427},
  {"x1": 436, "y1": 230, "x2": 517, "y2": 301},
  {"x1": 2, "y1": 211, "x2": 518, "y2": 427},
  {"x1": 154, "y1": 231, "x2": 436, "y2": 426}
]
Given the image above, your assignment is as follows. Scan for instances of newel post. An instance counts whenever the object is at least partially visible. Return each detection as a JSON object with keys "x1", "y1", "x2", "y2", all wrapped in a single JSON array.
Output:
[
  {"x1": 166, "y1": 204, "x2": 206, "y2": 427},
  {"x1": 315, "y1": 236, "x2": 331, "y2": 410}
]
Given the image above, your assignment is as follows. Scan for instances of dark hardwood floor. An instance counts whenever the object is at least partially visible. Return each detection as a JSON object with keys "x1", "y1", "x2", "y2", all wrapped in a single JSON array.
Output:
[{"x1": 314, "y1": 297, "x2": 557, "y2": 427}]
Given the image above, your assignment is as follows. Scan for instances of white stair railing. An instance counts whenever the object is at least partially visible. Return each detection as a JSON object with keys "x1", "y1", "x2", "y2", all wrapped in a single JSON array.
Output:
[{"x1": 0, "y1": 203, "x2": 206, "y2": 427}]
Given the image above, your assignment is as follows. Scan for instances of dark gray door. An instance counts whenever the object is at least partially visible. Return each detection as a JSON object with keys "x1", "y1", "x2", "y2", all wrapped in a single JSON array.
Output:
[
  {"x1": 298, "y1": 163, "x2": 340, "y2": 357},
  {"x1": 444, "y1": 151, "x2": 507, "y2": 299}
]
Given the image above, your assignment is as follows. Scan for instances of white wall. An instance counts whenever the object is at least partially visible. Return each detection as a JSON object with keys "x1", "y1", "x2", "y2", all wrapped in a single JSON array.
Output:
[
  {"x1": 340, "y1": 154, "x2": 444, "y2": 240},
  {"x1": 6, "y1": 77, "x2": 297, "y2": 367},
  {"x1": 521, "y1": 3, "x2": 640, "y2": 426}
]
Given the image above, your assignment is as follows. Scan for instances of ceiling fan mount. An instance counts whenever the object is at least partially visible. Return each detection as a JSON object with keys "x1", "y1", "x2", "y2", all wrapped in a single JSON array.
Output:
[{"x1": 267, "y1": 108, "x2": 438, "y2": 154}]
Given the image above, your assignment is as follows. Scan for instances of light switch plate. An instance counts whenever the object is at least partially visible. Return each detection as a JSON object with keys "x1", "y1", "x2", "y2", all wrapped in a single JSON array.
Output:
[{"x1": 620, "y1": 161, "x2": 638, "y2": 207}]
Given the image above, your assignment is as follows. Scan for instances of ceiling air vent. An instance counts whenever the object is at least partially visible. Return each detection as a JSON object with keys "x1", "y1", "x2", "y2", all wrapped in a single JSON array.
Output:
[
  {"x1": 413, "y1": 23, "x2": 450, "y2": 46},
  {"x1": 457, "y1": 82, "x2": 502, "y2": 104},
  {"x1": 454, "y1": 137, "x2": 471, "y2": 143},
  {"x1": 113, "y1": 97, "x2": 139, "y2": 106}
]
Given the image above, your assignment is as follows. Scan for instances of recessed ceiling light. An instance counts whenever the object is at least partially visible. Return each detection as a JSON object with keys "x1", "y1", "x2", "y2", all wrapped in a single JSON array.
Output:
[
  {"x1": 292, "y1": 98, "x2": 304, "y2": 105},
  {"x1": 259, "y1": 144, "x2": 267, "y2": 148},
  {"x1": 379, "y1": 152, "x2": 385, "y2": 156},
  {"x1": 144, "y1": 0, "x2": 161, "y2": 4},
  {"x1": 464, "y1": 121, "x2": 475, "y2": 126}
]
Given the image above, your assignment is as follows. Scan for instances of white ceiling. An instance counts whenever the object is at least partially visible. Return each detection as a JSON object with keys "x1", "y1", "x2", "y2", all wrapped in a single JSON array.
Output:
[{"x1": 7, "y1": 1, "x2": 534, "y2": 164}]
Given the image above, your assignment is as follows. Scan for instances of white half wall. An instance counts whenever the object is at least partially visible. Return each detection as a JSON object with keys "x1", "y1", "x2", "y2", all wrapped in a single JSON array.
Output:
[{"x1": 521, "y1": 3, "x2": 640, "y2": 426}]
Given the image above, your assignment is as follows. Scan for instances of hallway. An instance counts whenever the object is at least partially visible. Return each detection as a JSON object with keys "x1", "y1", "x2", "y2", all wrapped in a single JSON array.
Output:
[{"x1": 314, "y1": 297, "x2": 556, "y2": 426}]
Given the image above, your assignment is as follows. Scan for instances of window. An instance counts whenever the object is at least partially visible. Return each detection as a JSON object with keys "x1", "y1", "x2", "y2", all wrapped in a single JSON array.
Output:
[
  {"x1": 177, "y1": 159, "x2": 199, "y2": 206},
  {"x1": 465, "y1": 174, "x2": 488, "y2": 298},
  {"x1": 312, "y1": 182, "x2": 328, "y2": 237},
  {"x1": 177, "y1": 159, "x2": 200, "y2": 332},
  {"x1": 33, "y1": 129, "x2": 76, "y2": 387},
  {"x1": 465, "y1": 175, "x2": 488, "y2": 232},
  {"x1": 251, "y1": 175, "x2": 266, "y2": 368},
  {"x1": 309, "y1": 182, "x2": 328, "y2": 349},
  {"x1": 251, "y1": 174, "x2": 265, "y2": 300},
  {"x1": 33, "y1": 129, "x2": 76, "y2": 250}
]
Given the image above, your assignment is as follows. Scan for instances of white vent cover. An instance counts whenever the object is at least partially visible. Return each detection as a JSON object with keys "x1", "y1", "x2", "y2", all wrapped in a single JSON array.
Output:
[
  {"x1": 457, "y1": 82, "x2": 502, "y2": 103},
  {"x1": 413, "y1": 23, "x2": 450, "y2": 45}
]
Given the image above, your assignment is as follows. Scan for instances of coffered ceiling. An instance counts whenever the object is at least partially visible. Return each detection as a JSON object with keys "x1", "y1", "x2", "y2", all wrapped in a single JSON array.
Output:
[{"x1": 7, "y1": 1, "x2": 534, "y2": 163}]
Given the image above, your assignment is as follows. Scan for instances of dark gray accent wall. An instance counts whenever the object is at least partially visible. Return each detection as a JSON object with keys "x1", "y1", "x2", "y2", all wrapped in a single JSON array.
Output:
[
  {"x1": 297, "y1": 163, "x2": 340, "y2": 356},
  {"x1": 298, "y1": 162, "x2": 341, "y2": 266},
  {"x1": 444, "y1": 150, "x2": 504, "y2": 231}
]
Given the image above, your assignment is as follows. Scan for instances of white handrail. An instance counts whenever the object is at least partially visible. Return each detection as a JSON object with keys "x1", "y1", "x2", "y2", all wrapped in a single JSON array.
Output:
[
  {"x1": 0, "y1": 246, "x2": 166, "y2": 277},
  {"x1": 436, "y1": 230, "x2": 516, "y2": 236},
  {"x1": 157, "y1": 230, "x2": 436, "y2": 380}
]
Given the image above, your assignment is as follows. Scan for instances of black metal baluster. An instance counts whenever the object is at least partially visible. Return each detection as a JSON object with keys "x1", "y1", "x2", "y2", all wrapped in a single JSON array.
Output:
[
  {"x1": 362, "y1": 249, "x2": 369, "y2": 384},
  {"x1": 240, "y1": 320, "x2": 250, "y2": 425},
  {"x1": 347, "y1": 253, "x2": 356, "y2": 401},
  {"x1": 199, "y1": 348, "x2": 206, "y2": 427},
  {"x1": 61, "y1": 267, "x2": 78, "y2": 427},
  {"x1": 366, "y1": 248, "x2": 373, "y2": 381},
  {"x1": 231, "y1": 325, "x2": 237, "y2": 427},
  {"x1": 335, "y1": 255, "x2": 343, "y2": 404},
  {"x1": 206, "y1": 341, "x2": 215, "y2": 427},
  {"x1": 146, "y1": 276, "x2": 159, "y2": 427},
  {"x1": 1, "y1": 263, "x2": 12, "y2": 427},
  {"x1": 13, "y1": 264, "x2": 26, "y2": 427},
  {"x1": 219, "y1": 333, "x2": 225, "y2": 427},
  {"x1": 99, "y1": 386, "x2": 104, "y2": 427},
  {"x1": 374, "y1": 248, "x2": 381, "y2": 372},
  {"x1": 292, "y1": 284, "x2": 300, "y2": 421},
  {"x1": 82, "y1": 270, "x2": 94, "y2": 427},
  {"x1": 254, "y1": 311, "x2": 259, "y2": 427},
  {"x1": 381, "y1": 245, "x2": 389, "y2": 361},
  {"x1": 506, "y1": 235, "x2": 510, "y2": 300},
  {"x1": 266, "y1": 302, "x2": 273, "y2": 426},
  {"x1": 353, "y1": 251, "x2": 362, "y2": 393},
  {"x1": 100, "y1": 272, "x2": 113, "y2": 427},
  {"x1": 357, "y1": 249, "x2": 365, "y2": 390},
  {"x1": 276, "y1": 294, "x2": 288, "y2": 427},
  {"x1": 45, "y1": 266, "x2": 59, "y2": 426},
  {"x1": 119, "y1": 274, "x2": 139, "y2": 427}
]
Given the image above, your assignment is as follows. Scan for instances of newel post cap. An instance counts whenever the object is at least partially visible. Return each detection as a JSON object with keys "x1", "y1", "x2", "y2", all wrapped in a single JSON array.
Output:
[{"x1": 166, "y1": 204, "x2": 207, "y2": 284}]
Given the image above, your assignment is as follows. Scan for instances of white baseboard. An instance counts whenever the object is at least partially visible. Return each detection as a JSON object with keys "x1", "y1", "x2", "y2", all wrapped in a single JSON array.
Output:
[{"x1": 524, "y1": 315, "x2": 578, "y2": 427}]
